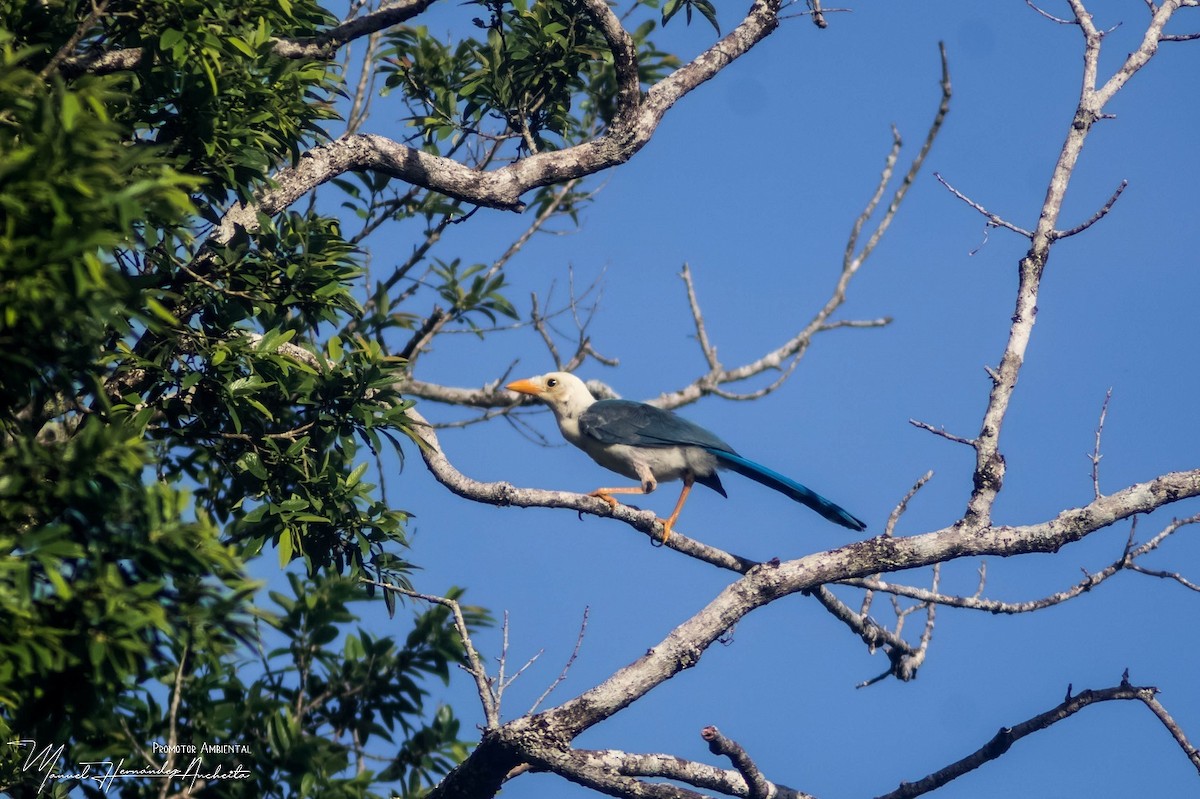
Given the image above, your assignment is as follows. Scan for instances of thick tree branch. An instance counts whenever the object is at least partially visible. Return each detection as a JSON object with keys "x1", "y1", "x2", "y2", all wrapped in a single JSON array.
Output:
[
  {"x1": 274, "y1": 0, "x2": 440, "y2": 59},
  {"x1": 447, "y1": 471, "x2": 1200, "y2": 745},
  {"x1": 64, "y1": 0, "x2": 440, "y2": 74},
  {"x1": 422, "y1": 457, "x2": 1200, "y2": 799},
  {"x1": 207, "y1": 0, "x2": 788, "y2": 247}
]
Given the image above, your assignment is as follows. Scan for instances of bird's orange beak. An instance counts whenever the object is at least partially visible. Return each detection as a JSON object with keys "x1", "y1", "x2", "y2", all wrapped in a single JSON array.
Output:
[{"x1": 505, "y1": 378, "x2": 543, "y2": 396}]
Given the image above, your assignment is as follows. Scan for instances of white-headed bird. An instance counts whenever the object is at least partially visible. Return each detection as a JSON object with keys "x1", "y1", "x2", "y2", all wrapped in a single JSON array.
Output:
[{"x1": 506, "y1": 372, "x2": 866, "y2": 542}]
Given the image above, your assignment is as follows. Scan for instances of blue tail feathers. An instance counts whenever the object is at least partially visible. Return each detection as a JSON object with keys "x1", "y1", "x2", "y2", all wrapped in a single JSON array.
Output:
[{"x1": 709, "y1": 449, "x2": 867, "y2": 532}]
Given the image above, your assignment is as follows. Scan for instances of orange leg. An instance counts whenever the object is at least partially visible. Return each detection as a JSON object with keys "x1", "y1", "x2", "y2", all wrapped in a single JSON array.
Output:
[
  {"x1": 658, "y1": 479, "x2": 694, "y2": 545},
  {"x1": 589, "y1": 478, "x2": 694, "y2": 545},
  {"x1": 589, "y1": 485, "x2": 649, "y2": 507}
]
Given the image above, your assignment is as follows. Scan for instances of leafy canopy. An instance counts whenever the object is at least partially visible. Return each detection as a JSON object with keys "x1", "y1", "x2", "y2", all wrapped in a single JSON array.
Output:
[{"x1": 0, "y1": 0, "x2": 690, "y2": 794}]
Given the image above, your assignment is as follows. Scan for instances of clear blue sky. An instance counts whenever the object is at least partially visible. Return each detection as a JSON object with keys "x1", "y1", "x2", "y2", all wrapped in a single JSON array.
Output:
[{"x1": 344, "y1": 2, "x2": 1200, "y2": 797}]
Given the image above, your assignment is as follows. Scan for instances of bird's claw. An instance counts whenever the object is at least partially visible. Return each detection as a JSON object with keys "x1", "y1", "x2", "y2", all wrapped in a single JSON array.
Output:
[{"x1": 588, "y1": 490, "x2": 621, "y2": 509}]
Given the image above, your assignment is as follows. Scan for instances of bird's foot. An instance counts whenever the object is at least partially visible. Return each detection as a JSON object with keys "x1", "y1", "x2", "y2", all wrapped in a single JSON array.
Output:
[
  {"x1": 653, "y1": 518, "x2": 675, "y2": 547},
  {"x1": 588, "y1": 490, "x2": 621, "y2": 509}
]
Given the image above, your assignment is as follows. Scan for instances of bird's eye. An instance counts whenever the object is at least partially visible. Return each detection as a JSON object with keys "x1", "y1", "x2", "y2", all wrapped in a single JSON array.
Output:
[{"x1": 547, "y1": 378, "x2": 558, "y2": 388}]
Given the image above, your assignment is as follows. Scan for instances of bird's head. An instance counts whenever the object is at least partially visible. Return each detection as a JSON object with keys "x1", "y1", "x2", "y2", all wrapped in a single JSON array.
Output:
[{"x1": 505, "y1": 371, "x2": 595, "y2": 416}]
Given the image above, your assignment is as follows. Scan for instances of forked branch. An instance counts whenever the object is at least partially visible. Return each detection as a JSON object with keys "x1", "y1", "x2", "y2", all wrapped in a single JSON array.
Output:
[{"x1": 875, "y1": 680, "x2": 1199, "y2": 798}]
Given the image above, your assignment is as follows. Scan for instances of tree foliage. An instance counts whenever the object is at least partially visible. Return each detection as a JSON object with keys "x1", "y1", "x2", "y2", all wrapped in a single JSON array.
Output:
[{"x1": 1, "y1": 0, "x2": 702, "y2": 790}]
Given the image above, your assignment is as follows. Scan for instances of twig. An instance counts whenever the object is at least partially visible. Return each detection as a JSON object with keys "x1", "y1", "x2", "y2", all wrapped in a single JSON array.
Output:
[
  {"x1": 680, "y1": 264, "x2": 721, "y2": 372},
  {"x1": 908, "y1": 419, "x2": 974, "y2": 447},
  {"x1": 973, "y1": 561, "x2": 988, "y2": 599},
  {"x1": 1053, "y1": 180, "x2": 1128, "y2": 239},
  {"x1": 849, "y1": 42, "x2": 952, "y2": 273},
  {"x1": 1127, "y1": 564, "x2": 1200, "y2": 592},
  {"x1": 157, "y1": 640, "x2": 189, "y2": 799},
  {"x1": 1089, "y1": 388, "x2": 1113, "y2": 499},
  {"x1": 807, "y1": 0, "x2": 827, "y2": 28},
  {"x1": 884, "y1": 470, "x2": 934, "y2": 538},
  {"x1": 844, "y1": 125, "x2": 902, "y2": 272},
  {"x1": 810, "y1": 585, "x2": 916, "y2": 657},
  {"x1": 531, "y1": 291, "x2": 564, "y2": 369},
  {"x1": 701, "y1": 727, "x2": 772, "y2": 799},
  {"x1": 363, "y1": 579, "x2": 500, "y2": 728},
  {"x1": 710, "y1": 354, "x2": 802, "y2": 402},
  {"x1": 497, "y1": 614, "x2": 544, "y2": 704},
  {"x1": 904, "y1": 563, "x2": 940, "y2": 680},
  {"x1": 342, "y1": 28, "x2": 382, "y2": 136},
  {"x1": 1026, "y1": 0, "x2": 1076, "y2": 25},
  {"x1": 933, "y1": 172, "x2": 1033, "y2": 239},
  {"x1": 530, "y1": 606, "x2": 590, "y2": 713}
]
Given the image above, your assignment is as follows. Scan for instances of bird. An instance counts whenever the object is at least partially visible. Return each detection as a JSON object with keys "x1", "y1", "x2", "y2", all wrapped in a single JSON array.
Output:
[{"x1": 505, "y1": 371, "x2": 866, "y2": 542}]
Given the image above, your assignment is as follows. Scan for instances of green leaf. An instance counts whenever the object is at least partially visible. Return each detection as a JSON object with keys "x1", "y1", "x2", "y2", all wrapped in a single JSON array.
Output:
[
  {"x1": 60, "y1": 92, "x2": 82, "y2": 131},
  {"x1": 346, "y1": 462, "x2": 369, "y2": 488},
  {"x1": 160, "y1": 28, "x2": 185, "y2": 51},
  {"x1": 278, "y1": 529, "x2": 295, "y2": 566},
  {"x1": 228, "y1": 36, "x2": 256, "y2": 58},
  {"x1": 144, "y1": 296, "x2": 181, "y2": 326}
]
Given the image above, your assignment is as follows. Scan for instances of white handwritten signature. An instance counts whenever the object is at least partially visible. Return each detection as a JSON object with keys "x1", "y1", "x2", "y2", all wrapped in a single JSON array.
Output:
[{"x1": 9, "y1": 739, "x2": 252, "y2": 795}]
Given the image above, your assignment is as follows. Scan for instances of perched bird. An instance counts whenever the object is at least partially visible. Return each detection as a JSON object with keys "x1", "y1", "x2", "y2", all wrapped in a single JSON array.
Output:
[{"x1": 505, "y1": 371, "x2": 866, "y2": 542}]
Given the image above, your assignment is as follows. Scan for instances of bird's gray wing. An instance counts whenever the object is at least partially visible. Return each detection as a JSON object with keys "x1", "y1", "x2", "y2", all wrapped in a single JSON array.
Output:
[{"x1": 579, "y1": 400, "x2": 735, "y2": 453}]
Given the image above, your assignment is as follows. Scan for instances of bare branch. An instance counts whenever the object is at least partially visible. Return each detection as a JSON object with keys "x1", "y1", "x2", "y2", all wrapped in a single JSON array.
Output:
[
  {"x1": 535, "y1": 748, "x2": 712, "y2": 799},
  {"x1": 63, "y1": 0, "x2": 439, "y2": 75},
  {"x1": 342, "y1": 30, "x2": 383, "y2": 136},
  {"x1": 1089, "y1": 387, "x2": 1113, "y2": 499},
  {"x1": 874, "y1": 683, "x2": 1181, "y2": 799},
  {"x1": 680, "y1": 264, "x2": 721, "y2": 372},
  {"x1": 1139, "y1": 692, "x2": 1200, "y2": 773},
  {"x1": 156, "y1": 640, "x2": 189, "y2": 799},
  {"x1": 853, "y1": 39, "x2": 950, "y2": 269},
  {"x1": 1025, "y1": 0, "x2": 1076, "y2": 25},
  {"x1": 701, "y1": 727, "x2": 771, "y2": 799},
  {"x1": 933, "y1": 172, "x2": 1033, "y2": 238},
  {"x1": 841, "y1": 513, "x2": 1200, "y2": 612},
  {"x1": 961, "y1": 0, "x2": 1190, "y2": 529},
  {"x1": 364, "y1": 580, "x2": 501, "y2": 728},
  {"x1": 496, "y1": 612, "x2": 546, "y2": 708},
  {"x1": 530, "y1": 606, "x2": 590, "y2": 713},
  {"x1": 203, "y1": 0, "x2": 790, "y2": 243},
  {"x1": 807, "y1": 0, "x2": 828, "y2": 29},
  {"x1": 810, "y1": 585, "x2": 917, "y2": 658},
  {"x1": 640, "y1": 43, "x2": 947, "y2": 409},
  {"x1": 1053, "y1": 180, "x2": 1128, "y2": 239},
  {"x1": 884, "y1": 471, "x2": 934, "y2": 537},
  {"x1": 267, "y1": 0, "x2": 440, "y2": 59},
  {"x1": 908, "y1": 419, "x2": 974, "y2": 447}
]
